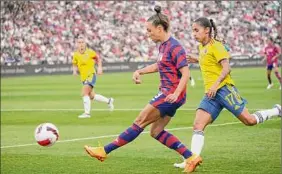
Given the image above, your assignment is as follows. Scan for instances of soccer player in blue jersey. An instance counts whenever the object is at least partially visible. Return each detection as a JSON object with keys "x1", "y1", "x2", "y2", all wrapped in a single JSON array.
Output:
[
  {"x1": 84, "y1": 6, "x2": 202, "y2": 173},
  {"x1": 173, "y1": 17, "x2": 281, "y2": 169}
]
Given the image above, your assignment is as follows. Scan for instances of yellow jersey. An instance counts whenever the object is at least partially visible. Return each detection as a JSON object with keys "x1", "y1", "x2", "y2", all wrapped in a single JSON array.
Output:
[
  {"x1": 198, "y1": 39, "x2": 234, "y2": 93},
  {"x1": 72, "y1": 48, "x2": 97, "y2": 81}
]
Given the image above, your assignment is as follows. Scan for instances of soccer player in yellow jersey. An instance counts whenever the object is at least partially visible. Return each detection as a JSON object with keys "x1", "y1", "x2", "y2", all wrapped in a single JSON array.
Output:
[
  {"x1": 72, "y1": 36, "x2": 114, "y2": 118},
  {"x1": 174, "y1": 17, "x2": 281, "y2": 169}
]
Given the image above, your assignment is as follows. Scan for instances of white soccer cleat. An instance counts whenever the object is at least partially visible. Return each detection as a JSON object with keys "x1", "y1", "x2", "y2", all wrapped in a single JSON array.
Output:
[
  {"x1": 108, "y1": 98, "x2": 114, "y2": 111},
  {"x1": 190, "y1": 78, "x2": 195, "y2": 87},
  {"x1": 273, "y1": 104, "x2": 281, "y2": 117},
  {"x1": 266, "y1": 83, "x2": 273, "y2": 89},
  {"x1": 78, "y1": 113, "x2": 91, "y2": 118},
  {"x1": 173, "y1": 161, "x2": 186, "y2": 169}
]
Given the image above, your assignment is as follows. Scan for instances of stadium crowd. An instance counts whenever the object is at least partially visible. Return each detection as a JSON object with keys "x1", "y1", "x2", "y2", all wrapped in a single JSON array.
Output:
[{"x1": 1, "y1": 1, "x2": 281, "y2": 65}]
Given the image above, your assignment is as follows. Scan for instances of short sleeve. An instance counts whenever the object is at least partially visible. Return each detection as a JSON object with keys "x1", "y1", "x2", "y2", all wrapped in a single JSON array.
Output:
[
  {"x1": 213, "y1": 42, "x2": 230, "y2": 62},
  {"x1": 171, "y1": 45, "x2": 188, "y2": 70},
  {"x1": 90, "y1": 49, "x2": 97, "y2": 59}
]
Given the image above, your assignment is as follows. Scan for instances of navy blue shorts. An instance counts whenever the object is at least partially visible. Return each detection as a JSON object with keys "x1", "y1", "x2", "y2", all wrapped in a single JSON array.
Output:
[
  {"x1": 149, "y1": 91, "x2": 185, "y2": 117},
  {"x1": 82, "y1": 74, "x2": 96, "y2": 88},
  {"x1": 267, "y1": 64, "x2": 274, "y2": 70},
  {"x1": 198, "y1": 85, "x2": 247, "y2": 121}
]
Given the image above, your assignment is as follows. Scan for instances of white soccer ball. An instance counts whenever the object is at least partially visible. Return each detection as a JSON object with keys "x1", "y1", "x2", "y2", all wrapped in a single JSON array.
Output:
[{"x1": 34, "y1": 123, "x2": 59, "y2": 147}]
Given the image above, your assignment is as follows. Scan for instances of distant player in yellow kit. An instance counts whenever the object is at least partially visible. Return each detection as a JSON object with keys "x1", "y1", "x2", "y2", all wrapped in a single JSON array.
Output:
[{"x1": 72, "y1": 36, "x2": 114, "y2": 118}]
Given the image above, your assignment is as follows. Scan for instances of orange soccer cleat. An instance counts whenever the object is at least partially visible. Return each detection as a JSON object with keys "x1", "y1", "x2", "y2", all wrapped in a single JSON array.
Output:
[
  {"x1": 183, "y1": 154, "x2": 203, "y2": 173},
  {"x1": 84, "y1": 145, "x2": 107, "y2": 162}
]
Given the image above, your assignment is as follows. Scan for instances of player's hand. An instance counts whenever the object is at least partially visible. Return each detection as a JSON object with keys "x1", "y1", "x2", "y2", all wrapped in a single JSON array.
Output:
[
  {"x1": 73, "y1": 71, "x2": 78, "y2": 76},
  {"x1": 132, "y1": 71, "x2": 142, "y2": 84},
  {"x1": 187, "y1": 55, "x2": 199, "y2": 63},
  {"x1": 97, "y1": 67, "x2": 103, "y2": 75},
  {"x1": 165, "y1": 93, "x2": 178, "y2": 103},
  {"x1": 207, "y1": 82, "x2": 219, "y2": 98}
]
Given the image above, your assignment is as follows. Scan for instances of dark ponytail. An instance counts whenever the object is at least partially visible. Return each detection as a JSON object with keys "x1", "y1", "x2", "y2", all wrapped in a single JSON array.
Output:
[
  {"x1": 209, "y1": 19, "x2": 218, "y2": 40},
  {"x1": 147, "y1": 5, "x2": 170, "y2": 32}
]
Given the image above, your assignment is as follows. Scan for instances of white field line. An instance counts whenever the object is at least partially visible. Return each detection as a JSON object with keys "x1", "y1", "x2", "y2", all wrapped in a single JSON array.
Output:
[
  {"x1": 1, "y1": 121, "x2": 242, "y2": 149},
  {"x1": 0, "y1": 108, "x2": 264, "y2": 112}
]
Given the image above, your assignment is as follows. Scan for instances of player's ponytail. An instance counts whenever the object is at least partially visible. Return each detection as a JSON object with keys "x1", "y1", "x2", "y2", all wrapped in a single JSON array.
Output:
[
  {"x1": 147, "y1": 5, "x2": 170, "y2": 32},
  {"x1": 209, "y1": 19, "x2": 218, "y2": 40}
]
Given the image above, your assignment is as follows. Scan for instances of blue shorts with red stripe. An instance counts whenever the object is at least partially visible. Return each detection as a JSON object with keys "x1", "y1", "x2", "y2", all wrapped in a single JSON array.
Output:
[{"x1": 149, "y1": 91, "x2": 185, "y2": 117}]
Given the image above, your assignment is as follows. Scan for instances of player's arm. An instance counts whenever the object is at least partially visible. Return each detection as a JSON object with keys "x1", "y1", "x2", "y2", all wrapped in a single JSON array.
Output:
[
  {"x1": 132, "y1": 63, "x2": 158, "y2": 84},
  {"x1": 187, "y1": 54, "x2": 199, "y2": 63},
  {"x1": 72, "y1": 54, "x2": 78, "y2": 75},
  {"x1": 272, "y1": 46, "x2": 281, "y2": 61},
  {"x1": 207, "y1": 58, "x2": 230, "y2": 98},
  {"x1": 165, "y1": 66, "x2": 189, "y2": 103},
  {"x1": 95, "y1": 54, "x2": 103, "y2": 75}
]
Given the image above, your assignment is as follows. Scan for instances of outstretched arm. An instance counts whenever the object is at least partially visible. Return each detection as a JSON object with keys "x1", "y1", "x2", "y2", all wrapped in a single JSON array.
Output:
[
  {"x1": 187, "y1": 54, "x2": 199, "y2": 64},
  {"x1": 132, "y1": 63, "x2": 158, "y2": 84}
]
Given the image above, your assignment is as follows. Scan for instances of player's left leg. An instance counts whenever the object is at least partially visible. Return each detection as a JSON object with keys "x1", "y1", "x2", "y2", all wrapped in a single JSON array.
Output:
[
  {"x1": 273, "y1": 64, "x2": 282, "y2": 89},
  {"x1": 218, "y1": 85, "x2": 281, "y2": 125},
  {"x1": 87, "y1": 74, "x2": 114, "y2": 111},
  {"x1": 90, "y1": 91, "x2": 114, "y2": 111},
  {"x1": 84, "y1": 104, "x2": 161, "y2": 161}
]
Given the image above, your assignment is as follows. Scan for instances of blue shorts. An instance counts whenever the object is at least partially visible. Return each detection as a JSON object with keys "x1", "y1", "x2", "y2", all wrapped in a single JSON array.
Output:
[
  {"x1": 267, "y1": 63, "x2": 278, "y2": 70},
  {"x1": 82, "y1": 74, "x2": 96, "y2": 88},
  {"x1": 149, "y1": 91, "x2": 185, "y2": 117},
  {"x1": 267, "y1": 64, "x2": 274, "y2": 70},
  {"x1": 198, "y1": 85, "x2": 247, "y2": 121}
]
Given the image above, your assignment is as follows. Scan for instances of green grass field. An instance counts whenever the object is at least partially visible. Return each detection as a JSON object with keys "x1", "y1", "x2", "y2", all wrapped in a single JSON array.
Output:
[{"x1": 1, "y1": 67, "x2": 281, "y2": 174}]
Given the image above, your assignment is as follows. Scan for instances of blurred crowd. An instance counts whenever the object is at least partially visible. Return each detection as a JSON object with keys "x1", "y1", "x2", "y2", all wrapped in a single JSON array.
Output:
[{"x1": 1, "y1": 1, "x2": 281, "y2": 65}]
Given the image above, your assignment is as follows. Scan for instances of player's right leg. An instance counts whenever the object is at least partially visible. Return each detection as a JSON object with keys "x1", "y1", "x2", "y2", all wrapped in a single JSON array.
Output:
[
  {"x1": 84, "y1": 104, "x2": 161, "y2": 161},
  {"x1": 266, "y1": 66, "x2": 273, "y2": 89},
  {"x1": 78, "y1": 84, "x2": 92, "y2": 118}
]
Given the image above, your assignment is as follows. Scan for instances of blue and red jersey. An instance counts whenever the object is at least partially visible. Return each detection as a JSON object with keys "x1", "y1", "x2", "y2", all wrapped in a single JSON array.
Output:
[
  {"x1": 157, "y1": 37, "x2": 188, "y2": 102},
  {"x1": 264, "y1": 44, "x2": 280, "y2": 65}
]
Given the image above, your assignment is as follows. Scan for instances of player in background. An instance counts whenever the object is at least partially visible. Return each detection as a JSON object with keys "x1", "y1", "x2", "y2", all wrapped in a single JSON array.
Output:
[
  {"x1": 189, "y1": 65, "x2": 196, "y2": 87},
  {"x1": 261, "y1": 37, "x2": 281, "y2": 90},
  {"x1": 72, "y1": 36, "x2": 114, "y2": 118},
  {"x1": 84, "y1": 6, "x2": 202, "y2": 173},
  {"x1": 173, "y1": 17, "x2": 281, "y2": 169}
]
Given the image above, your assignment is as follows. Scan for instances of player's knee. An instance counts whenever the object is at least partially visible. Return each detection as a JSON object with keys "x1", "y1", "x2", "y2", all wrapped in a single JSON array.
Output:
[
  {"x1": 193, "y1": 122, "x2": 205, "y2": 131},
  {"x1": 134, "y1": 116, "x2": 148, "y2": 129}
]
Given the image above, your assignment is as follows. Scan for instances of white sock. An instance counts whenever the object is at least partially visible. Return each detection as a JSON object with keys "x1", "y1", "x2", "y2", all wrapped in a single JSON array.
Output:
[
  {"x1": 94, "y1": 94, "x2": 110, "y2": 103},
  {"x1": 253, "y1": 107, "x2": 280, "y2": 124},
  {"x1": 191, "y1": 130, "x2": 205, "y2": 156},
  {"x1": 83, "y1": 96, "x2": 91, "y2": 114}
]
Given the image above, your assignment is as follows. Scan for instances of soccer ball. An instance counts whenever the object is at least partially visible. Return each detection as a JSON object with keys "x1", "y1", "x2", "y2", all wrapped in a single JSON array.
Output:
[{"x1": 34, "y1": 123, "x2": 59, "y2": 147}]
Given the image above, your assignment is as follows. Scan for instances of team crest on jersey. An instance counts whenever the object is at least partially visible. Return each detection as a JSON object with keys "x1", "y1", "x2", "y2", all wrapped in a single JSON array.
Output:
[{"x1": 200, "y1": 48, "x2": 208, "y2": 56}]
